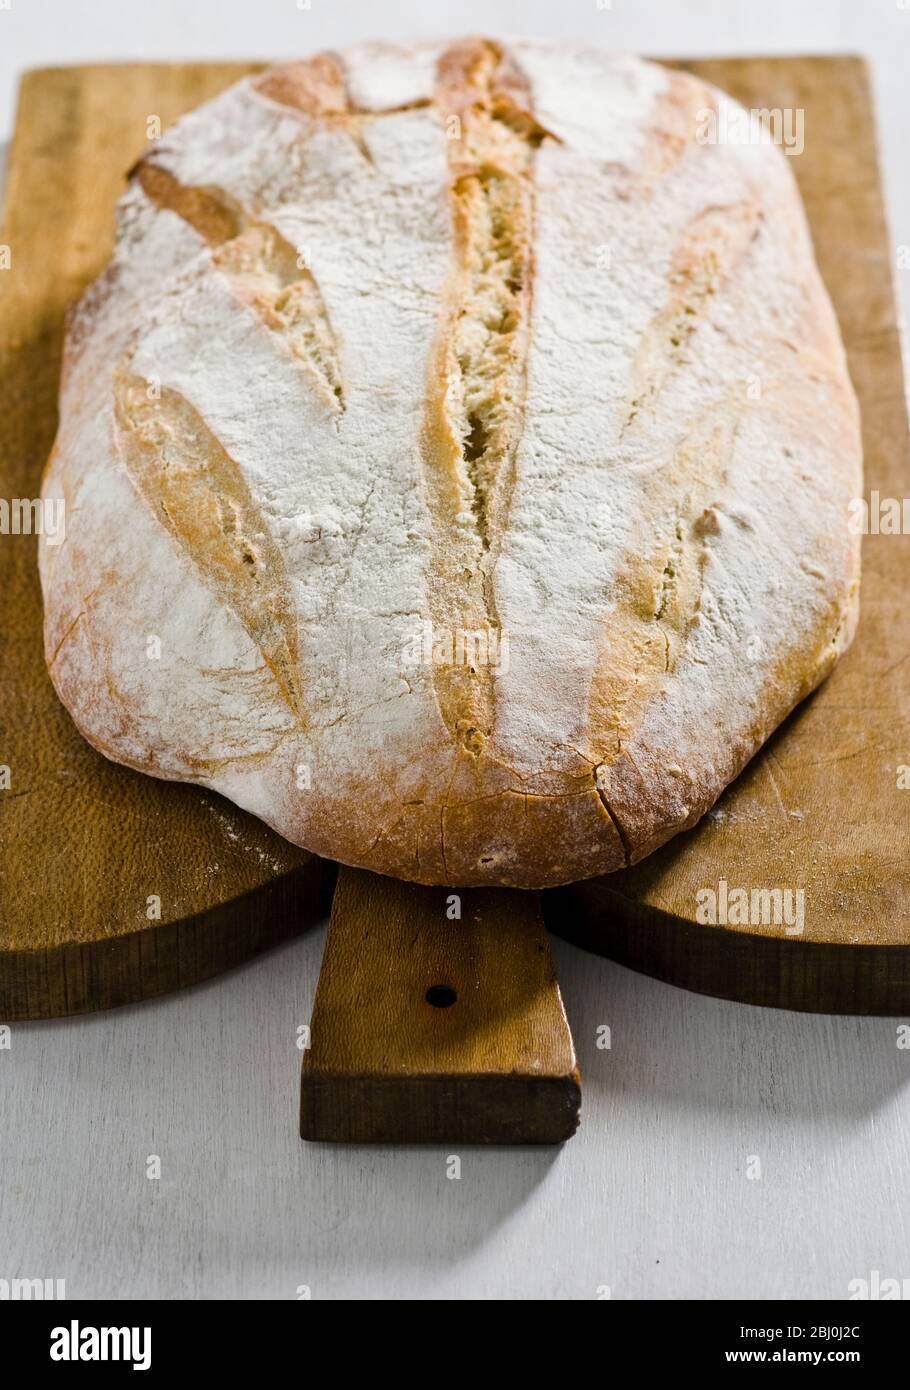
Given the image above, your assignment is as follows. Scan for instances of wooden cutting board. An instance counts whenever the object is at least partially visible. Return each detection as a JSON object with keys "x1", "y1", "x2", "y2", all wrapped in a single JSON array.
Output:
[{"x1": 0, "y1": 55, "x2": 906, "y2": 1030}]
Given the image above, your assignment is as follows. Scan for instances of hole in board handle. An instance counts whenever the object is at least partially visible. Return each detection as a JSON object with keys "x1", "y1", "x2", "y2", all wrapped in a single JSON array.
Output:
[{"x1": 425, "y1": 984, "x2": 457, "y2": 1009}]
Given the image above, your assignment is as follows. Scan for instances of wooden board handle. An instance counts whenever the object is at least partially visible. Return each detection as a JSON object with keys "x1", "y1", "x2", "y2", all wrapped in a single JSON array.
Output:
[{"x1": 300, "y1": 867, "x2": 581, "y2": 1143}]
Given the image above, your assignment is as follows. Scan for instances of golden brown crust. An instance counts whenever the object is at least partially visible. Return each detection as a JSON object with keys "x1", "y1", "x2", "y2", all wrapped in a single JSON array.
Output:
[{"x1": 252, "y1": 54, "x2": 351, "y2": 115}]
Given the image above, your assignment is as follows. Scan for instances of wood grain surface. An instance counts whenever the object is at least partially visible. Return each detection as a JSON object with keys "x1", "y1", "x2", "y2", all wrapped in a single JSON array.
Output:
[
  {"x1": 1, "y1": 56, "x2": 906, "y2": 1026},
  {"x1": 548, "y1": 56, "x2": 910, "y2": 1013},
  {"x1": 301, "y1": 868, "x2": 581, "y2": 1143},
  {"x1": 0, "y1": 64, "x2": 334, "y2": 1020}
]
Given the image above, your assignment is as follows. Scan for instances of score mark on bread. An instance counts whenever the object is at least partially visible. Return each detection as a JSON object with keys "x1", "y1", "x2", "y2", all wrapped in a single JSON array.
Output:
[
  {"x1": 113, "y1": 370, "x2": 306, "y2": 721},
  {"x1": 135, "y1": 164, "x2": 344, "y2": 416},
  {"x1": 421, "y1": 40, "x2": 552, "y2": 758}
]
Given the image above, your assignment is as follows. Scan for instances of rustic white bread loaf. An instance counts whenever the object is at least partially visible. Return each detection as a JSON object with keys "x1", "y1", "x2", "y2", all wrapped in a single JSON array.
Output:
[{"x1": 39, "y1": 38, "x2": 862, "y2": 888}]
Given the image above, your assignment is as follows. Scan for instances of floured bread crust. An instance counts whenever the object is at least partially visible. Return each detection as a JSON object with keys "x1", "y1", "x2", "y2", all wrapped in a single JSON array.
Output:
[{"x1": 40, "y1": 38, "x2": 862, "y2": 888}]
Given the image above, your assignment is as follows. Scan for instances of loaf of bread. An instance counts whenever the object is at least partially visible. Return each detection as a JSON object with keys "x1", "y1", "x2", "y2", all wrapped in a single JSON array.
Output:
[{"x1": 39, "y1": 38, "x2": 862, "y2": 888}]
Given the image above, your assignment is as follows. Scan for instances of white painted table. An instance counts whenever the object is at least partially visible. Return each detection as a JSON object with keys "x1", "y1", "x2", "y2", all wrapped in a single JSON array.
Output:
[{"x1": 2, "y1": 0, "x2": 910, "y2": 1300}]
